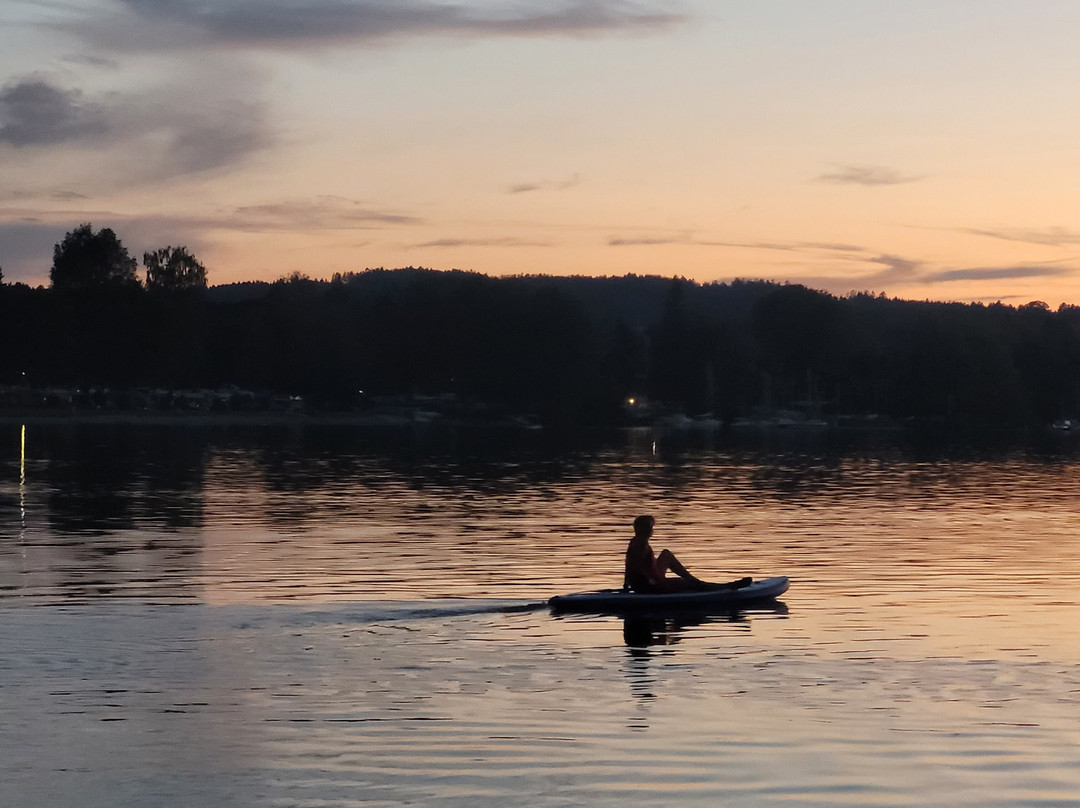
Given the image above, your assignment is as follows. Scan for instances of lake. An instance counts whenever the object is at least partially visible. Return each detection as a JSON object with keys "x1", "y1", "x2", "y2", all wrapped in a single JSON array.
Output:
[{"x1": 4, "y1": 420, "x2": 1080, "y2": 807}]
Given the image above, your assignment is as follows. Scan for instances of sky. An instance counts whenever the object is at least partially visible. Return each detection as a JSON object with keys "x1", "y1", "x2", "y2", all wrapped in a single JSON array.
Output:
[{"x1": 3, "y1": 0, "x2": 1080, "y2": 305}]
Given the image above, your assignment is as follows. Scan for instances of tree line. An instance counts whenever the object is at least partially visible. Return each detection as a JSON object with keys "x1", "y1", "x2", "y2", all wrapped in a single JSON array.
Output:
[{"x1": 5, "y1": 223, "x2": 1080, "y2": 427}]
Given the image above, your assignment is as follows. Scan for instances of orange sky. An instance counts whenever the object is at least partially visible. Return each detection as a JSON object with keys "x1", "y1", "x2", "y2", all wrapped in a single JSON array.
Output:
[{"x1": 3, "y1": 2, "x2": 1080, "y2": 305}]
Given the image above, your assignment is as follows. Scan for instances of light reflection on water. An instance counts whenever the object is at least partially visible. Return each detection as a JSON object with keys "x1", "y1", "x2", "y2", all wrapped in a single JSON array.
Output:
[{"x1": 4, "y1": 423, "x2": 1080, "y2": 807}]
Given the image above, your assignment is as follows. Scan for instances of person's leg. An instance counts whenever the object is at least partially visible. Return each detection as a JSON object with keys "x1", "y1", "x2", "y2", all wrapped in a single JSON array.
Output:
[
  {"x1": 700, "y1": 577, "x2": 753, "y2": 590},
  {"x1": 656, "y1": 548, "x2": 697, "y2": 581},
  {"x1": 657, "y1": 551, "x2": 751, "y2": 591}
]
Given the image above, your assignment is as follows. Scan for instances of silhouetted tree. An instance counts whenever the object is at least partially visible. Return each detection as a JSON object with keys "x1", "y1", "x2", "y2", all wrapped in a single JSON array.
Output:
[
  {"x1": 50, "y1": 223, "x2": 139, "y2": 290},
  {"x1": 751, "y1": 283, "x2": 842, "y2": 409},
  {"x1": 650, "y1": 280, "x2": 706, "y2": 409},
  {"x1": 16, "y1": 259, "x2": 1080, "y2": 427},
  {"x1": 144, "y1": 246, "x2": 208, "y2": 291}
]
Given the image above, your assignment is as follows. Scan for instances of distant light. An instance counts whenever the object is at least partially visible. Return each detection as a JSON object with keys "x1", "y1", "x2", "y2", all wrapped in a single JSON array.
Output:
[{"x1": 627, "y1": 397, "x2": 636, "y2": 406}]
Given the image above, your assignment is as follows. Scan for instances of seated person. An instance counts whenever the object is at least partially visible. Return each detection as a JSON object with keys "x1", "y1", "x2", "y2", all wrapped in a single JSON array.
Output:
[{"x1": 624, "y1": 514, "x2": 750, "y2": 594}]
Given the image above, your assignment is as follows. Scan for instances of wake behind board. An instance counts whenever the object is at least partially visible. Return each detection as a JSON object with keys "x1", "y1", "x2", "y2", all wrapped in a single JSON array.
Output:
[{"x1": 548, "y1": 576, "x2": 789, "y2": 613}]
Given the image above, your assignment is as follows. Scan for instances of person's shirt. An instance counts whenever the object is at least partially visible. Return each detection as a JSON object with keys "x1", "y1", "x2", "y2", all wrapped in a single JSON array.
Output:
[{"x1": 624, "y1": 541, "x2": 660, "y2": 592}]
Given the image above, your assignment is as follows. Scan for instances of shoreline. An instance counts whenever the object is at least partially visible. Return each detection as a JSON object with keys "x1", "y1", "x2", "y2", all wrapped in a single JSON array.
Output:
[
  {"x1": 0, "y1": 409, "x2": 457, "y2": 428},
  {"x1": 0, "y1": 408, "x2": 1066, "y2": 442}
]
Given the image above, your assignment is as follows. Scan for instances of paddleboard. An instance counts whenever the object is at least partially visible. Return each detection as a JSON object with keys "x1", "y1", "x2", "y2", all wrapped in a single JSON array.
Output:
[{"x1": 549, "y1": 576, "x2": 789, "y2": 613}]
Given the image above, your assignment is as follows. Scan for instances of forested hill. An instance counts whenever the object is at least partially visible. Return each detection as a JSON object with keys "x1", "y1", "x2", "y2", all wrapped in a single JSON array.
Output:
[{"x1": 6, "y1": 267, "x2": 1080, "y2": 427}]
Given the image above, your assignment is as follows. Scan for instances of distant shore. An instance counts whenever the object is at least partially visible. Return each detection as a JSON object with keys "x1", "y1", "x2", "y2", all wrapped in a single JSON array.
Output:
[{"x1": 0, "y1": 409, "x2": 459, "y2": 428}]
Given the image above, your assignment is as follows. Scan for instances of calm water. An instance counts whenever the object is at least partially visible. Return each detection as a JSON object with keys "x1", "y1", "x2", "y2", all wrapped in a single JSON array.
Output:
[{"x1": 4, "y1": 421, "x2": 1080, "y2": 807}]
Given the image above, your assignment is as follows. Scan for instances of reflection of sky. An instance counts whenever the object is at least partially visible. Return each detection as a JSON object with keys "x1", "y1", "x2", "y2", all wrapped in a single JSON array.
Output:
[
  {"x1": 7, "y1": 423, "x2": 1080, "y2": 642},
  {"x1": 9, "y1": 601, "x2": 1080, "y2": 807},
  {"x1": 9, "y1": 425, "x2": 1080, "y2": 805}
]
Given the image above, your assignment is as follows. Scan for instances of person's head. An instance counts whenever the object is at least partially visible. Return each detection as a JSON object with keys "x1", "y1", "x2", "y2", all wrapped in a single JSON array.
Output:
[{"x1": 632, "y1": 514, "x2": 655, "y2": 538}]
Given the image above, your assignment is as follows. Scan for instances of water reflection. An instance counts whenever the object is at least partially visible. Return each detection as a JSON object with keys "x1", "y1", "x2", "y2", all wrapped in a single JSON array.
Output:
[
  {"x1": 7, "y1": 421, "x2": 1080, "y2": 604},
  {"x1": 623, "y1": 612, "x2": 740, "y2": 648},
  {"x1": 619, "y1": 604, "x2": 788, "y2": 732},
  {"x1": 621, "y1": 603, "x2": 789, "y2": 649},
  {"x1": 38, "y1": 424, "x2": 207, "y2": 534}
]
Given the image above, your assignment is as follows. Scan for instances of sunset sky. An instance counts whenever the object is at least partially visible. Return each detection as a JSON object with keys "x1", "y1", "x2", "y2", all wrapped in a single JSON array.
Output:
[{"x1": 3, "y1": 1, "x2": 1080, "y2": 304}]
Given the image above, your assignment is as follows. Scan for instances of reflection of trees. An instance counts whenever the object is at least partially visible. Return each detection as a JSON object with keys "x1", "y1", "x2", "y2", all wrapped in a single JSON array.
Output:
[
  {"x1": 42, "y1": 425, "x2": 207, "y2": 536},
  {"x1": 243, "y1": 424, "x2": 610, "y2": 530},
  {"x1": 15, "y1": 424, "x2": 210, "y2": 599},
  {"x1": 638, "y1": 426, "x2": 1080, "y2": 509}
]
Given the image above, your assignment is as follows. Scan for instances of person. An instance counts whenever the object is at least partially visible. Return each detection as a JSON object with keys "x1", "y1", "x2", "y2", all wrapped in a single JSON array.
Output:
[{"x1": 623, "y1": 514, "x2": 751, "y2": 594}]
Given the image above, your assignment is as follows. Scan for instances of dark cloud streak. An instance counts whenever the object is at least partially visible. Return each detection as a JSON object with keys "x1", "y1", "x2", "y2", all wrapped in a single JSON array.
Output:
[
  {"x1": 508, "y1": 173, "x2": 581, "y2": 194},
  {"x1": 924, "y1": 265, "x2": 1070, "y2": 283},
  {"x1": 814, "y1": 164, "x2": 922, "y2": 187},
  {"x1": 608, "y1": 235, "x2": 685, "y2": 246},
  {"x1": 227, "y1": 197, "x2": 422, "y2": 230},
  {"x1": 414, "y1": 236, "x2": 551, "y2": 248},
  {"x1": 69, "y1": 0, "x2": 685, "y2": 51},
  {"x1": 960, "y1": 226, "x2": 1080, "y2": 248}
]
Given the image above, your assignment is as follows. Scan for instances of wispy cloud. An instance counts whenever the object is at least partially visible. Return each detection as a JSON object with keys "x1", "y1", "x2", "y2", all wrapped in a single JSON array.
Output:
[
  {"x1": 1, "y1": 188, "x2": 90, "y2": 202},
  {"x1": 0, "y1": 194, "x2": 420, "y2": 278},
  {"x1": 696, "y1": 239, "x2": 865, "y2": 254},
  {"x1": 413, "y1": 236, "x2": 551, "y2": 248},
  {"x1": 924, "y1": 265, "x2": 1071, "y2": 283},
  {"x1": 959, "y1": 226, "x2": 1080, "y2": 248},
  {"x1": 608, "y1": 234, "x2": 687, "y2": 246},
  {"x1": 61, "y1": 0, "x2": 686, "y2": 52},
  {"x1": 607, "y1": 235, "x2": 866, "y2": 252},
  {"x1": 862, "y1": 253, "x2": 923, "y2": 282},
  {"x1": 814, "y1": 164, "x2": 923, "y2": 187},
  {"x1": 225, "y1": 196, "x2": 421, "y2": 231},
  {"x1": 508, "y1": 174, "x2": 581, "y2": 194},
  {"x1": 605, "y1": 231, "x2": 1074, "y2": 293}
]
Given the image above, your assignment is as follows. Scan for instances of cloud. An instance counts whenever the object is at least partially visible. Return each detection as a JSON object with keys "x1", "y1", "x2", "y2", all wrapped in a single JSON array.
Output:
[
  {"x1": 924, "y1": 265, "x2": 1071, "y2": 283},
  {"x1": 0, "y1": 78, "x2": 109, "y2": 146},
  {"x1": 811, "y1": 251, "x2": 1068, "y2": 288},
  {"x1": 224, "y1": 196, "x2": 422, "y2": 231},
  {"x1": 747, "y1": 250, "x2": 925, "y2": 295},
  {"x1": 63, "y1": 0, "x2": 686, "y2": 52},
  {"x1": 960, "y1": 226, "x2": 1080, "y2": 248},
  {"x1": 863, "y1": 253, "x2": 922, "y2": 282},
  {"x1": 508, "y1": 173, "x2": 581, "y2": 194},
  {"x1": 2, "y1": 188, "x2": 90, "y2": 202},
  {"x1": 413, "y1": 236, "x2": 551, "y2": 247},
  {"x1": 607, "y1": 235, "x2": 867, "y2": 252},
  {"x1": 608, "y1": 235, "x2": 686, "y2": 246},
  {"x1": 696, "y1": 239, "x2": 865, "y2": 254},
  {"x1": 814, "y1": 164, "x2": 923, "y2": 187},
  {"x1": 601, "y1": 230, "x2": 1079, "y2": 297},
  {"x1": 0, "y1": 71, "x2": 272, "y2": 183},
  {"x1": 159, "y1": 105, "x2": 268, "y2": 176}
]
